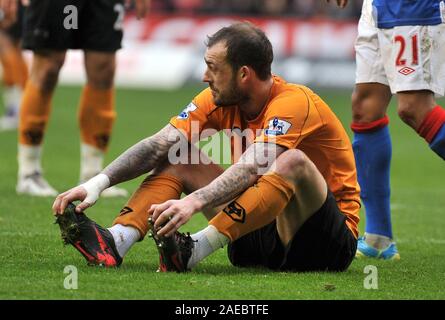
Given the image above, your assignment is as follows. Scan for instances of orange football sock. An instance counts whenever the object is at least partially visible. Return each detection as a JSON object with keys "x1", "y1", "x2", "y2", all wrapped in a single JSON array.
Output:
[
  {"x1": 113, "y1": 174, "x2": 183, "y2": 238},
  {"x1": 19, "y1": 81, "x2": 52, "y2": 145},
  {"x1": 209, "y1": 172, "x2": 296, "y2": 242},
  {"x1": 78, "y1": 85, "x2": 116, "y2": 151}
]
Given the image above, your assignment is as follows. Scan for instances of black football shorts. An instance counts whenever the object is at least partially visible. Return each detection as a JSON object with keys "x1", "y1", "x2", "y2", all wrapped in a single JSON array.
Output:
[
  {"x1": 22, "y1": 0, "x2": 124, "y2": 52},
  {"x1": 228, "y1": 191, "x2": 358, "y2": 272}
]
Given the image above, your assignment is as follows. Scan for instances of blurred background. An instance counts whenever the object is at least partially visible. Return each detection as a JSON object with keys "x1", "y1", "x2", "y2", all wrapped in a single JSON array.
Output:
[
  {"x1": 57, "y1": 0, "x2": 363, "y2": 90},
  {"x1": 149, "y1": 0, "x2": 363, "y2": 18}
]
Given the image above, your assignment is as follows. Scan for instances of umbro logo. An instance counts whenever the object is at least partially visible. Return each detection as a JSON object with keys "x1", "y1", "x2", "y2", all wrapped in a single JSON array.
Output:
[{"x1": 398, "y1": 67, "x2": 415, "y2": 76}]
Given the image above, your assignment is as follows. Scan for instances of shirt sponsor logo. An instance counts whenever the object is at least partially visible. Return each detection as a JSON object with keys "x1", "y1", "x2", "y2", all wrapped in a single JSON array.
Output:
[
  {"x1": 264, "y1": 117, "x2": 291, "y2": 136},
  {"x1": 177, "y1": 102, "x2": 197, "y2": 120}
]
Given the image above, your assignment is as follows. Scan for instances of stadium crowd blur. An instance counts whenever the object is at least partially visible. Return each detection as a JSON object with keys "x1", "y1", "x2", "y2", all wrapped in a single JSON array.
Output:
[{"x1": 149, "y1": 0, "x2": 363, "y2": 19}]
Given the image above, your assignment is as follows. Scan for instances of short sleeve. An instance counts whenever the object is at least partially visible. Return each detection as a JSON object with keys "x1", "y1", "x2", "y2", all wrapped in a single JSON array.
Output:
[
  {"x1": 254, "y1": 92, "x2": 324, "y2": 149},
  {"x1": 169, "y1": 88, "x2": 220, "y2": 142}
]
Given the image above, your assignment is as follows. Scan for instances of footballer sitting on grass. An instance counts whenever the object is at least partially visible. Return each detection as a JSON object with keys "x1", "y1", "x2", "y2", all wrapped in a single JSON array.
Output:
[{"x1": 52, "y1": 22, "x2": 360, "y2": 272}]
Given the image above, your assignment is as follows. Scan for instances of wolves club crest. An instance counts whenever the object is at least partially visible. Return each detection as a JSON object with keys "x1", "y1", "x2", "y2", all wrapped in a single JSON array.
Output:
[
  {"x1": 119, "y1": 206, "x2": 133, "y2": 216},
  {"x1": 223, "y1": 201, "x2": 246, "y2": 223}
]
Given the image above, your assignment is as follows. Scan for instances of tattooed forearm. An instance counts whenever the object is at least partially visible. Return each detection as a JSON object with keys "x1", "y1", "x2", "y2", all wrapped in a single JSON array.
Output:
[
  {"x1": 103, "y1": 124, "x2": 180, "y2": 186},
  {"x1": 193, "y1": 163, "x2": 258, "y2": 210},
  {"x1": 191, "y1": 143, "x2": 287, "y2": 210}
]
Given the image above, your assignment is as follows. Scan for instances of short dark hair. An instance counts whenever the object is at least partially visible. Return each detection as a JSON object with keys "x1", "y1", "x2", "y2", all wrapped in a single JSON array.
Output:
[{"x1": 206, "y1": 22, "x2": 273, "y2": 81}]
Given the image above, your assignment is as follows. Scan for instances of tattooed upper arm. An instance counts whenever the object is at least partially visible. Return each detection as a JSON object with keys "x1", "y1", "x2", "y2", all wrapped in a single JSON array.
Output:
[
  {"x1": 237, "y1": 142, "x2": 288, "y2": 174},
  {"x1": 103, "y1": 124, "x2": 182, "y2": 185}
]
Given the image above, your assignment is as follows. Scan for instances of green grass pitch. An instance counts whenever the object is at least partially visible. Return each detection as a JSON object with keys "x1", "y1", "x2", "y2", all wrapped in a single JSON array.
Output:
[{"x1": 0, "y1": 85, "x2": 444, "y2": 300}]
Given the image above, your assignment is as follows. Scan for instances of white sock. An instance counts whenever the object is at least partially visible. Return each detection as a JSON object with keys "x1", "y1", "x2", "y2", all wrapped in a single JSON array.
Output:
[
  {"x1": 364, "y1": 232, "x2": 393, "y2": 250},
  {"x1": 80, "y1": 143, "x2": 104, "y2": 182},
  {"x1": 3, "y1": 85, "x2": 22, "y2": 116},
  {"x1": 18, "y1": 144, "x2": 43, "y2": 177},
  {"x1": 187, "y1": 225, "x2": 230, "y2": 269},
  {"x1": 107, "y1": 224, "x2": 140, "y2": 258}
]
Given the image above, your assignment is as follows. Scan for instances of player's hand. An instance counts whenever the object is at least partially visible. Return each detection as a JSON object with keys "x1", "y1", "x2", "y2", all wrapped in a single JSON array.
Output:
[
  {"x1": 326, "y1": 0, "x2": 348, "y2": 8},
  {"x1": 149, "y1": 195, "x2": 203, "y2": 237},
  {"x1": 52, "y1": 186, "x2": 95, "y2": 215},
  {"x1": 126, "y1": 0, "x2": 150, "y2": 19},
  {"x1": 52, "y1": 173, "x2": 110, "y2": 215}
]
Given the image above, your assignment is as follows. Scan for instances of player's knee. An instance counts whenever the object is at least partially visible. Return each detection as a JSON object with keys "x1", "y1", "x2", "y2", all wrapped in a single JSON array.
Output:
[
  {"x1": 397, "y1": 92, "x2": 435, "y2": 129},
  {"x1": 86, "y1": 58, "x2": 116, "y2": 89},
  {"x1": 152, "y1": 160, "x2": 189, "y2": 183},
  {"x1": 397, "y1": 102, "x2": 418, "y2": 128},
  {"x1": 351, "y1": 89, "x2": 367, "y2": 122},
  {"x1": 274, "y1": 149, "x2": 310, "y2": 182},
  {"x1": 33, "y1": 55, "x2": 65, "y2": 93},
  {"x1": 351, "y1": 85, "x2": 389, "y2": 123},
  {"x1": 152, "y1": 160, "x2": 176, "y2": 176}
]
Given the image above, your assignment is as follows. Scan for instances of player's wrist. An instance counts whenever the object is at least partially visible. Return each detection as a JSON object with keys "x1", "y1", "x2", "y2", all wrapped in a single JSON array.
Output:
[
  {"x1": 186, "y1": 193, "x2": 205, "y2": 213},
  {"x1": 81, "y1": 173, "x2": 110, "y2": 195}
]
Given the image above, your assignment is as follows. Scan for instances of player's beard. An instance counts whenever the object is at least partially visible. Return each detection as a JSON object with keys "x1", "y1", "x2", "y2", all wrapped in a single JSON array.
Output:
[{"x1": 213, "y1": 75, "x2": 249, "y2": 107}]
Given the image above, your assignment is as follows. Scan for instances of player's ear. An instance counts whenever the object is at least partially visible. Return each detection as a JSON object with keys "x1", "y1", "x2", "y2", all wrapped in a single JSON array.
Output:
[{"x1": 240, "y1": 66, "x2": 249, "y2": 79}]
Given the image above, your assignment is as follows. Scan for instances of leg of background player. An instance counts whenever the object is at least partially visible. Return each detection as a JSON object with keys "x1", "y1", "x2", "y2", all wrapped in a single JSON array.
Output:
[
  {"x1": 17, "y1": 50, "x2": 65, "y2": 196},
  {"x1": 350, "y1": 83, "x2": 400, "y2": 259},
  {"x1": 0, "y1": 32, "x2": 28, "y2": 131},
  {"x1": 397, "y1": 90, "x2": 445, "y2": 160},
  {"x1": 80, "y1": 50, "x2": 127, "y2": 197}
]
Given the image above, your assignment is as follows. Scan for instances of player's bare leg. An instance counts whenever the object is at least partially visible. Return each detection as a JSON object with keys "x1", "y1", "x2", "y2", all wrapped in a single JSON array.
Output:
[
  {"x1": 397, "y1": 90, "x2": 445, "y2": 160},
  {"x1": 352, "y1": 83, "x2": 391, "y2": 124},
  {"x1": 397, "y1": 90, "x2": 436, "y2": 130},
  {"x1": 80, "y1": 51, "x2": 127, "y2": 197},
  {"x1": 17, "y1": 50, "x2": 66, "y2": 196},
  {"x1": 0, "y1": 32, "x2": 27, "y2": 131},
  {"x1": 403, "y1": 90, "x2": 445, "y2": 160},
  {"x1": 397, "y1": 90, "x2": 445, "y2": 159},
  {"x1": 350, "y1": 83, "x2": 401, "y2": 259},
  {"x1": 272, "y1": 150, "x2": 328, "y2": 246}
]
